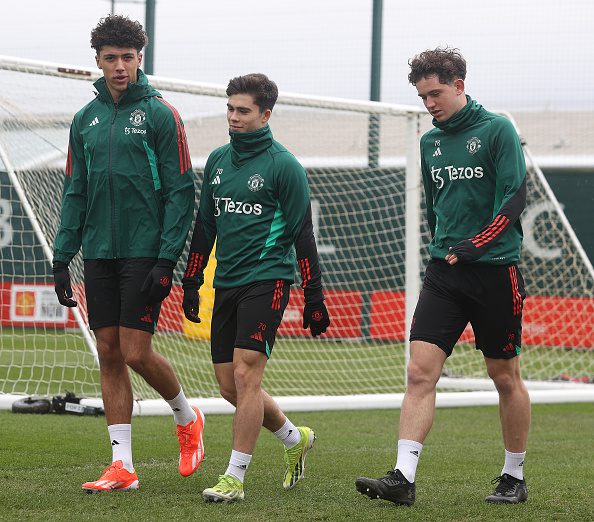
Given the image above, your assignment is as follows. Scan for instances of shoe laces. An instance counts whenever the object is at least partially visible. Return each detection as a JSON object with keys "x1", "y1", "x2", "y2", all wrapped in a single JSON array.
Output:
[
  {"x1": 491, "y1": 474, "x2": 517, "y2": 494},
  {"x1": 216, "y1": 474, "x2": 240, "y2": 490},
  {"x1": 177, "y1": 423, "x2": 194, "y2": 455},
  {"x1": 380, "y1": 470, "x2": 406, "y2": 486},
  {"x1": 285, "y1": 439, "x2": 304, "y2": 462},
  {"x1": 99, "y1": 462, "x2": 125, "y2": 479}
]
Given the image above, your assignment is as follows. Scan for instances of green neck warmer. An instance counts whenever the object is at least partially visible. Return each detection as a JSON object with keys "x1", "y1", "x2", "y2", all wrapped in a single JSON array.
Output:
[
  {"x1": 229, "y1": 124, "x2": 273, "y2": 168},
  {"x1": 433, "y1": 95, "x2": 485, "y2": 133}
]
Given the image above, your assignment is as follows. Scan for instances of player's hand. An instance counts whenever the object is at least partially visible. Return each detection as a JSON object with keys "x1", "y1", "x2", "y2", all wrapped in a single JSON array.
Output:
[
  {"x1": 141, "y1": 259, "x2": 175, "y2": 303},
  {"x1": 181, "y1": 285, "x2": 201, "y2": 323},
  {"x1": 445, "y1": 247, "x2": 459, "y2": 265},
  {"x1": 303, "y1": 301, "x2": 330, "y2": 337},
  {"x1": 52, "y1": 262, "x2": 77, "y2": 307},
  {"x1": 447, "y1": 239, "x2": 482, "y2": 264}
]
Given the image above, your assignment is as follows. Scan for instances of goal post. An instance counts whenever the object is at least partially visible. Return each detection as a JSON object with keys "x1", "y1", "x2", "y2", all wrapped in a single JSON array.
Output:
[{"x1": 0, "y1": 55, "x2": 593, "y2": 414}]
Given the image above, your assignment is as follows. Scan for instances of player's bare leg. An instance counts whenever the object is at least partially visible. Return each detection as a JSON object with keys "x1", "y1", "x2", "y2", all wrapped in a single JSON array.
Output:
[
  {"x1": 399, "y1": 341, "x2": 447, "y2": 443},
  {"x1": 484, "y1": 356, "x2": 530, "y2": 503},
  {"x1": 214, "y1": 361, "x2": 285, "y2": 431},
  {"x1": 119, "y1": 326, "x2": 181, "y2": 400},
  {"x1": 214, "y1": 358, "x2": 315, "y2": 490},
  {"x1": 203, "y1": 349, "x2": 266, "y2": 503},
  {"x1": 96, "y1": 326, "x2": 133, "y2": 425},
  {"x1": 356, "y1": 340, "x2": 446, "y2": 505}
]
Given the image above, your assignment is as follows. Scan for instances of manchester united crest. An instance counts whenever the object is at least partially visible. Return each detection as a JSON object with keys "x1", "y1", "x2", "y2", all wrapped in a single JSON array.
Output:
[
  {"x1": 248, "y1": 174, "x2": 264, "y2": 192},
  {"x1": 466, "y1": 137, "x2": 481, "y2": 155},
  {"x1": 129, "y1": 109, "x2": 146, "y2": 127}
]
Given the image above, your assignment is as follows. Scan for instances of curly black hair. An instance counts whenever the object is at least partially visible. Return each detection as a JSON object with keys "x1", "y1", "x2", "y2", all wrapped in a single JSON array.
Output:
[
  {"x1": 226, "y1": 73, "x2": 279, "y2": 113},
  {"x1": 90, "y1": 15, "x2": 147, "y2": 53},
  {"x1": 408, "y1": 47, "x2": 466, "y2": 86}
]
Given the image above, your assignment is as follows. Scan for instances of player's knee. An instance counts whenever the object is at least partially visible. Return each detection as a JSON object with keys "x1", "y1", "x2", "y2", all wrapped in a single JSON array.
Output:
[
  {"x1": 96, "y1": 342, "x2": 123, "y2": 367},
  {"x1": 406, "y1": 361, "x2": 438, "y2": 390},
  {"x1": 219, "y1": 385, "x2": 237, "y2": 405},
  {"x1": 233, "y1": 365, "x2": 261, "y2": 394},
  {"x1": 123, "y1": 351, "x2": 146, "y2": 373},
  {"x1": 489, "y1": 370, "x2": 518, "y2": 395}
]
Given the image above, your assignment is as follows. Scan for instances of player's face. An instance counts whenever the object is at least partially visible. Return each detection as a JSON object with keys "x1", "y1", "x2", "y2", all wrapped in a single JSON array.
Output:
[
  {"x1": 96, "y1": 46, "x2": 142, "y2": 102},
  {"x1": 415, "y1": 75, "x2": 466, "y2": 122},
  {"x1": 227, "y1": 94, "x2": 271, "y2": 133}
]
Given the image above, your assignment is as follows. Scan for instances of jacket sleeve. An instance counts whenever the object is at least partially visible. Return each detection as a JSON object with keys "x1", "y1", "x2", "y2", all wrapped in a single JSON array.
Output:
[
  {"x1": 276, "y1": 154, "x2": 325, "y2": 303},
  {"x1": 449, "y1": 119, "x2": 526, "y2": 262},
  {"x1": 52, "y1": 117, "x2": 88, "y2": 265},
  {"x1": 183, "y1": 153, "x2": 217, "y2": 289},
  {"x1": 153, "y1": 98, "x2": 195, "y2": 263},
  {"x1": 420, "y1": 138, "x2": 436, "y2": 237}
]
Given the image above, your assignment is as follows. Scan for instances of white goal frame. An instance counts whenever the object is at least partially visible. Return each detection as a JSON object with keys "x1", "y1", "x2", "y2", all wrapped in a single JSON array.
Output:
[{"x1": 1, "y1": 55, "x2": 593, "y2": 415}]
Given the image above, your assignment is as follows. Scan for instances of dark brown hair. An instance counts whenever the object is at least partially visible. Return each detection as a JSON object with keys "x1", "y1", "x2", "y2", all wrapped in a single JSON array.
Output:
[
  {"x1": 226, "y1": 73, "x2": 279, "y2": 112},
  {"x1": 408, "y1": 47, "x2": 466, "y2": 85},
  {"x1": 90, "y1": 15, "x2": 147, "y2": 53}
]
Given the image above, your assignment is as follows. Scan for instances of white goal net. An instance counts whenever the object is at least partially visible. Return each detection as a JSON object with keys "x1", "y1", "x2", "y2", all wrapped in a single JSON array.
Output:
[{"x1": 1, "y1": 56, "x2": 592, "y2": 412}]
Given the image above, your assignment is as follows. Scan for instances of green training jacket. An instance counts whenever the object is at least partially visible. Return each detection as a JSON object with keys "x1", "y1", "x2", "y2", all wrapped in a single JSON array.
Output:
[
  {"x1": 53, "y1": 69, "x2": 194, "y2": 265},
  {"x1": 198, "y1": 124, "x2": 311, "y2": 288},
  {"x1": 420, "y1": 96, "x2": 527, "y2": 265}
]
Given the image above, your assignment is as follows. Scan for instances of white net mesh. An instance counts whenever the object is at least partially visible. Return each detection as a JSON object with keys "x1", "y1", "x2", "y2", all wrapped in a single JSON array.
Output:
[{"x1": 0, "y1": 57, "x2": 592, "y2": 403}]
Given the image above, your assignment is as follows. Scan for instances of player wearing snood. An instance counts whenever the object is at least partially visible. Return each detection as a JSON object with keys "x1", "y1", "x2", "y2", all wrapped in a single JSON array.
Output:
[
  {"x1": 183, "y1": 123, "x2": 326, "y2": 330},
  {"x1": 421, "y1": 95, "x2": 526, "y2": 265}
]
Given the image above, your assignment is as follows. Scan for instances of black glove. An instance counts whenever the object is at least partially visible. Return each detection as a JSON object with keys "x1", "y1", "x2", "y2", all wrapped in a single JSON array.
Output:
[
  {"x1": 52, "y1": 262, "x2": 77, "y2": 307},
  {"x1": 141, "y1": 259, "x2": 175, "y2": 303},
  {"x1": 181, "y1": 282, "x2": 201, "y2": 323},
  {"x1": 448, "y1": 239, "x2": 482, "y2": 263},
  {"x1": 303, "y1": 301, "x2": 330, "y2": 337}
]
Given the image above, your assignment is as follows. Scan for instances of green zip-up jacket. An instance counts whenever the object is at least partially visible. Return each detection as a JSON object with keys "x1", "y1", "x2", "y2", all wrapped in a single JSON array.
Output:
[
  {"x1": 186, "y1": 124, "x2": 317, "y2": 289},
  {"x1": 421, "y1": 96, "x2": 527, "y2": 265},
  {"x1": 53, "y1": 69, "x2": 194, "y2": 265}
]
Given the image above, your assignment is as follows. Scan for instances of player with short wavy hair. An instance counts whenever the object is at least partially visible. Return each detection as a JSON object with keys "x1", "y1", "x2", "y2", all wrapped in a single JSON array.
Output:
[
  {"x1": 182, "y1": 73, "x2": 330, "y2": 503},
  {"x1": 356, "y1": 46, "x2": 530, "y2": 506},
  {"x1": 53, "y1": 15, "x2": 204, "y2": 493}
]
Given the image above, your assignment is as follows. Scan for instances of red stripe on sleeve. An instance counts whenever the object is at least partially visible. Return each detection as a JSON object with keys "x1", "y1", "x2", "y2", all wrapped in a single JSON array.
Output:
[
  {"x1": 471, "y1": 215, "x2": 510, "y2": 247},
  {"x1": 184, "y1": 253, "x2": 204, "y2": 278},
  {"x1": 156, "y1": 98, "x2": 192, "y2": 174},
  {"x1": 65, "y1": 144, "x2": 73, "y2": 177},
  {"x1": 299, "y1": 258, "x2": 311, "y2": 289}
]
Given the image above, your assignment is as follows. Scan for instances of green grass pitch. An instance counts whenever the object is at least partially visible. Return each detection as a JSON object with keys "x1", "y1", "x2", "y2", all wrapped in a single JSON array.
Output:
[
  {"x1": 2, "y1": 328, "x2": 591, "y2": 399},
  {"x1": 1, "y1": 404, "x2": 593, "y2": 521}
]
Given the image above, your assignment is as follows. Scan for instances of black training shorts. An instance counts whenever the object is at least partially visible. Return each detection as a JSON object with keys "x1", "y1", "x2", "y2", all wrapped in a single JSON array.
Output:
[
  {"x1": 409, "y1": 259, "x2": 526, "y2": 359},
  {"x1": 210, "y1": 279, "x2": 291, "y2": 364},
  {"x1": 84, "y1": 258, "x2": 161, "y2": 333}
]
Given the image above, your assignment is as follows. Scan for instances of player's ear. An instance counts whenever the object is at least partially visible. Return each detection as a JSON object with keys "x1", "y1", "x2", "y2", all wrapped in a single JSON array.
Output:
[
  {"x1": 261, "y1": 108, "x2": 272, "y2": 124},
  {"x1": 138, "y1": 52, "x2": 143, "y2": 67},
  {"x1": 95, "y1": 54, "x2": 100, "y2": 68},
  {"x1": 455, "y1": 78, "x2": 465, "y2": 94}
]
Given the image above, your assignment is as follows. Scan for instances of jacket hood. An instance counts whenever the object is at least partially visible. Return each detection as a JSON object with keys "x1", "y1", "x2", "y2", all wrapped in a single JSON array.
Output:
[{"x1": 93, "y1": 69, "x2": 160, "y2": 105}]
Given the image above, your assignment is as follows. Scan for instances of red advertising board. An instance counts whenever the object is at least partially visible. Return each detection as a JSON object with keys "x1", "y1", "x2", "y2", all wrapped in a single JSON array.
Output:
[
  {"x1": 368, "y1": 290, "x2": 593, "y2": 348},
  {"x1": 2, "y1": 282, "x2": 592, "y2": 348},
  {"x1": 277, "y1": 289, "x2": 363, "y2": 338}
]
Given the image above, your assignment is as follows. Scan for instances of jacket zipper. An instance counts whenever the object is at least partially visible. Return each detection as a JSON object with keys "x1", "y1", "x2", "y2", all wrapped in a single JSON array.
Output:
[{"x1": 108, "y1": 102, "x2": 118, "y2": 258}]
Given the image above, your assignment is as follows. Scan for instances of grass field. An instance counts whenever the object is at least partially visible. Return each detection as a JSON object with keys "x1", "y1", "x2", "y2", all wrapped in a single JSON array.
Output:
[
  {"x1": 1, "y1": 404, "x2": 593, "y2": 521},
  {"x1": 2, "y1": 328, "x2": 593, "y2": 400}
]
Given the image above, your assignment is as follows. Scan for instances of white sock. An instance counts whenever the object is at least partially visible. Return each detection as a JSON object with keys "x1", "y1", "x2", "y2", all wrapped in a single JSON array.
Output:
[
  {"x1": 165, "y1": 388, "x2": 197, "y2": 426},
  {"x1": 108, "y1": 424, "x2": 133, "y2": 472},
  {"x1": 273, "y1": 417, "x2": 301, "y2": 448},
  {"x1": 501, "y1": 449, "x2": 525, "y2": 480},
  {"x1": 225, "y1": 450, "x2": 252, "y2": 483},
  {"x1": 395, "y1": 439, "x2": 423, "y2": 483}
]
